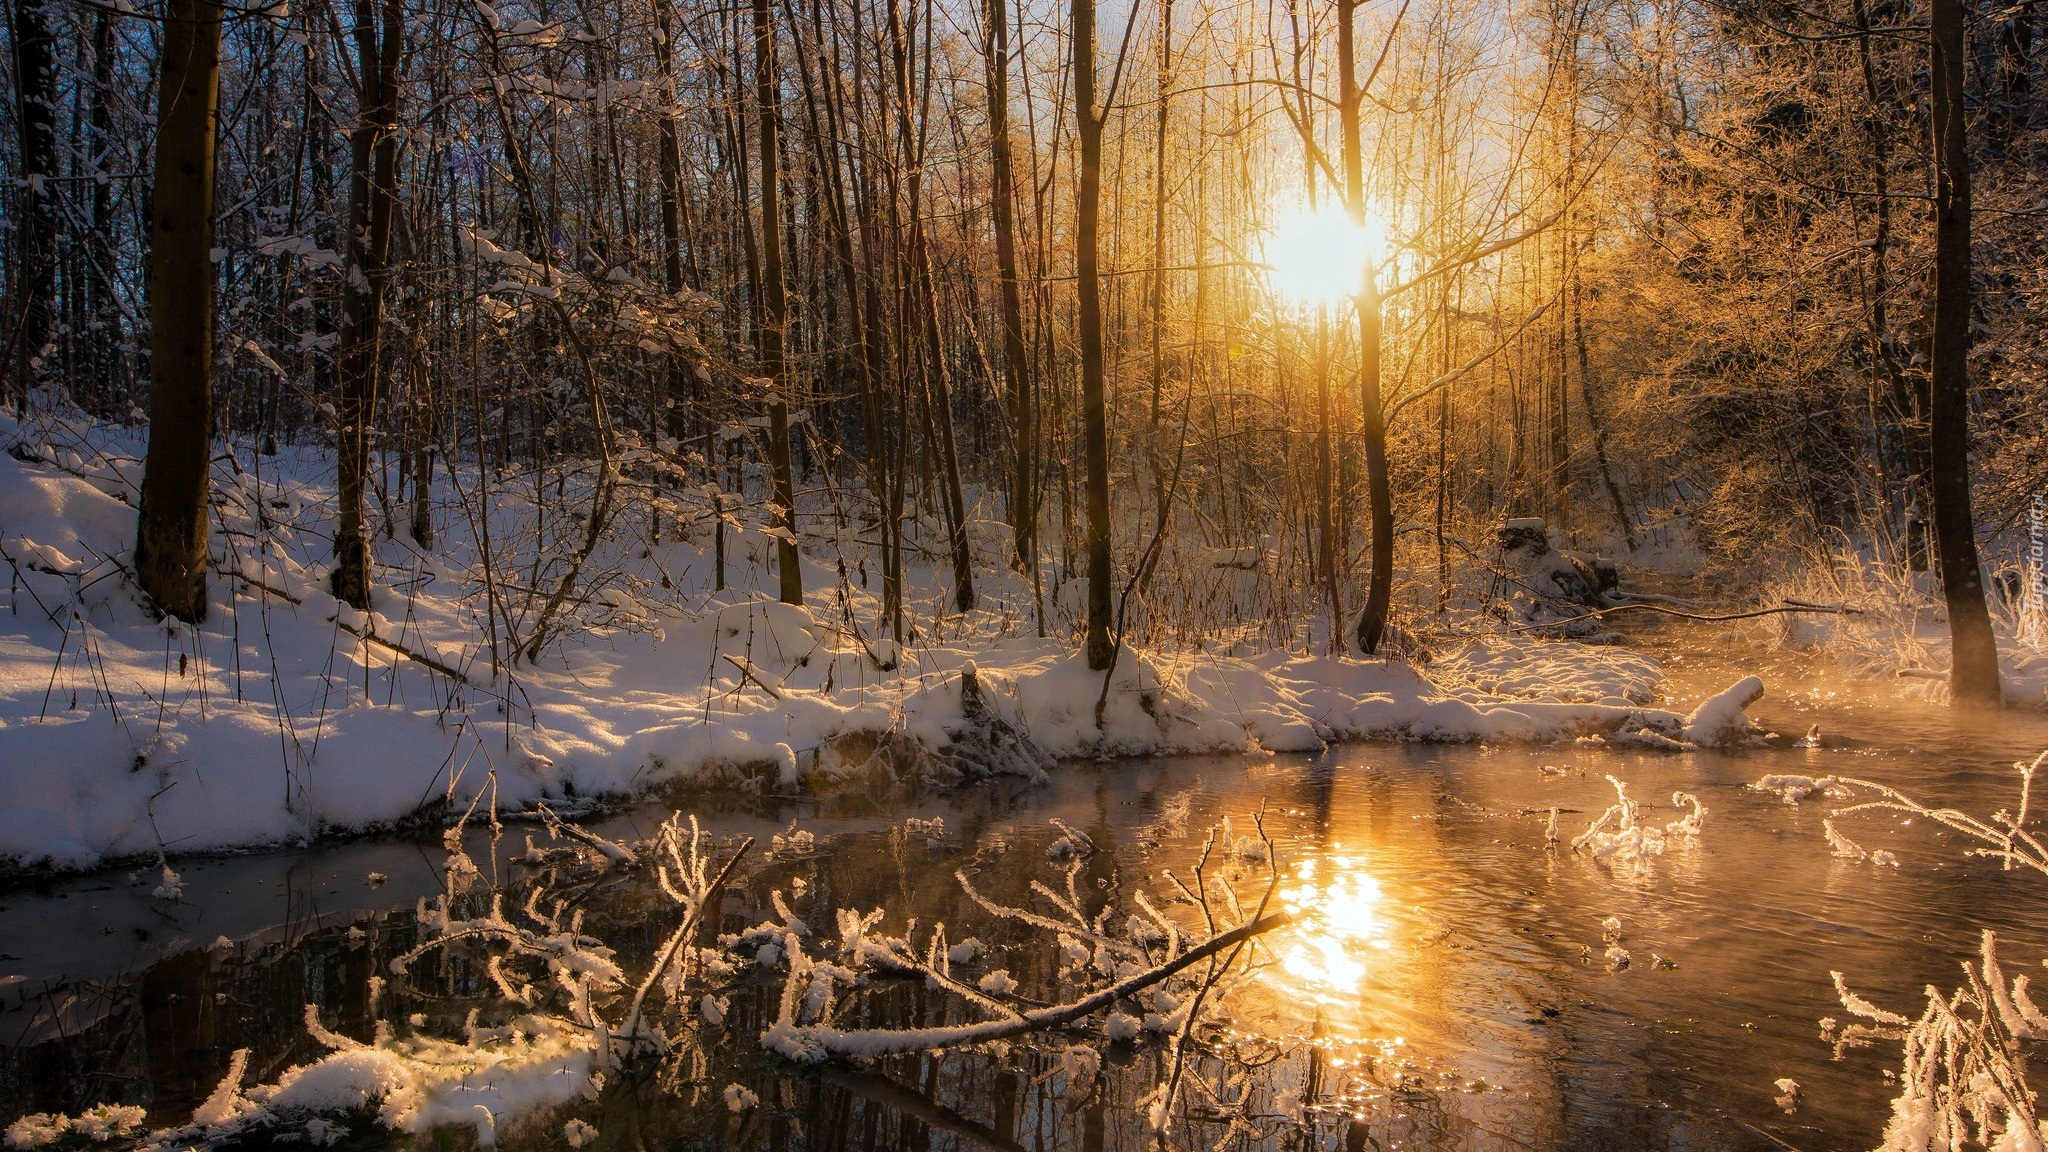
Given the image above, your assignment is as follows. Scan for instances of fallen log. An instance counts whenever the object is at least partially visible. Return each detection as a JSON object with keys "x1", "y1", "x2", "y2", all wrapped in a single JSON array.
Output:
[{"x1": 229, "y1": 570, "x2": 471, "y2": 685}]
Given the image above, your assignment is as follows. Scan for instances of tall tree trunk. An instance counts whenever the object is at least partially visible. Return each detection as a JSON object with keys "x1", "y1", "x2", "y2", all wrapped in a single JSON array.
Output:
[
  {"x1": 984, "y1": 0, "x2": 1034, "y2": 580},
  {"x1": 1338, "y1": 0, "x2": 1393, "y2": 656},
  {"x1": 1314, "y1": 312, "x2": 1342, "y2": 651},
  {"x1": 1574, "y1": 257, "x2": 1633, "y2": 548},
  {"x1": 8, "y1": 0, "x2": 58, "y2": 411},
  {"x1": 754, "y1": 0, "x2": 803, "y2": 606},
  {"x1": 407, "y1": 355, "x2": 434, "y2": 548},
  {"x1": 891, "y1": 0, "x2": 973, "y2": 613},
  {"x1": 88, "y1": 7, "x2": 117, "y2": 407},
  {"x1": 134, "y1": 0, "x2": 224, "y2": 623},
  {"x1": 1928, "y1": 0, "x2": 2000, "y2": 706},
  {"x1": 1852, "y1": 0, "x2": 1923, "y2": 537},
  {"x1": 331, "y1": 0, "x2": 406, "y2": 610},
  {"x1": 1137, "y1": 0, "x2": 1175, "y2": 602},
  {"x1": 1074, "y1": 0, "x2": 1114, "y2": 670},
  {"x1": 654, "y1": 0, "x2": 691, "y2": 445},
  {"x1": 1992, "y1": 0, "x2": 2034, "y2": 155}
]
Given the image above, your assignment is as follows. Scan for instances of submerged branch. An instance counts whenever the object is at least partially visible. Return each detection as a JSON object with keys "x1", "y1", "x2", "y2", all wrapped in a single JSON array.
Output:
[{"x1": 764, "y1": 910, "x2": 1290, "y2": 1061}]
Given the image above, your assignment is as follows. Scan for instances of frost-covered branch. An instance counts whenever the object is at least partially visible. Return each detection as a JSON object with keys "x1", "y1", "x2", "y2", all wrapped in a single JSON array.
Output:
[
  {"x1": 755, "y1": 810, "x2": 1289, "y2": 1106},
  {"x1": 1811, "y1": 751, "x2": 2048, "y2": 1151},
  {"x1": 761, "y1": 910, "x2": 1290, "y2": 1062},
  {"x1": 1833, "y1": 932, "x2": 2047, "y2": 1151},
  {"x1": 1815, "y1": 753, "x2": 2048, "y2": 876},
  {"x1": 1570, "y1": 775, "x2": 1705, "y2": 869},
  {"x1": 619, "y1": 817, "x2": 753, "y2": 1046}
]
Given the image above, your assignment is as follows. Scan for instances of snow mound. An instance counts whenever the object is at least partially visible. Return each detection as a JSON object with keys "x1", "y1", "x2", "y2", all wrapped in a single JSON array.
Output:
[{"x1": 1430, "y1": 636, "x2": 1664, "y2": 704}]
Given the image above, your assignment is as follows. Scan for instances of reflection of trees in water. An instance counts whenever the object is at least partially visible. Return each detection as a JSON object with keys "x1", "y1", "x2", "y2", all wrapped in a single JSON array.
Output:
[{"x1": 1, "y1": 810, "x2": 1303, "y2": 1151}]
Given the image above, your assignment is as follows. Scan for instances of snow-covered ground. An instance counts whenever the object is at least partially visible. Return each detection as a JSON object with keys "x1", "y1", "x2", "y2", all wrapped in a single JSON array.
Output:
[
  {"x1": 0, "y1": 410, "x2": 1769, "y2": 873},
  {"x1": 1757, "y1": 548, "x2": 2048, "y2": 708}
]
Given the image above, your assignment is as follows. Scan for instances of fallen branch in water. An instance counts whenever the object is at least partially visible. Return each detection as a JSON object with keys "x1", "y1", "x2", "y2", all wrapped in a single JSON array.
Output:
[
  {"x1": 762, "y1": 909, "x2": 1291, "y2": 1061},
  {"x1": 1820, "y1": 752, "x2": 2048, "y2": 875}
]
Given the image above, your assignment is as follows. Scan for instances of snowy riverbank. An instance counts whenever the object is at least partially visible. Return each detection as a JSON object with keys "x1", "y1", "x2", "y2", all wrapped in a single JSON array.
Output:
[{"x1": 0, "y1": 412, "x2": 1768, "y2": 873}]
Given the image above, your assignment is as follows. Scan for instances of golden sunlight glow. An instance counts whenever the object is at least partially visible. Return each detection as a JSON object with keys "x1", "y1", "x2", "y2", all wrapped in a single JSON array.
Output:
[
  {"x1": 1262, "y1": 204, "x2": 1382, "y2": 306},
  {"x1": 1274, "y1": 854, "x2": 1392, "y2": 1001}
]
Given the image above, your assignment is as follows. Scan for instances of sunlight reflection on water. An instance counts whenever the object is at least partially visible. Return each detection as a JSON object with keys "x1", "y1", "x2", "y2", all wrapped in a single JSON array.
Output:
[{"x1": 1273, "y1": 851, "x2": 1395, "y2": 1005}]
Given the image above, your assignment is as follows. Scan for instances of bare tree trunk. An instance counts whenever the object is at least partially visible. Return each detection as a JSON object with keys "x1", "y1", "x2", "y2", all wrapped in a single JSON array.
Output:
[
  {"x1": 8, "y1": 0, "x2": 58, "y2": 412},
  {"x1": 88, "y1": 7, "x2": 117, "y2": 407},
  {"x1": 1074, "y1": 0, "x2": 1114, "y2": 670},
  {"x1": 1314, "y1": 312, "x2": 1342, "y2": 651},
  {"x1": 1852, "y1": 0, "x2": 1922, "y2": 541},
  {"x1": 1574, "y1": 259, "x2": 1633, "y2": 548},
  {"x1": 331, "y1": 0, "x2": 406, "y2": 610},
  {"x1": 1928, "y1": 0, "x2": 2000, "y2": 706},
  {"x1": 754, "y1": 0, "x2": 803, "y2": 606},
  {"x1": 889, "y1": 0, "x2": 973, "y2": 613},
  {"x1": 408, "y1": 356, "x2": 434, "y2": 548},
  {"x1": 1991, "y1": 0, "x2": 2034, "y2": 156},
  {"x1": 1338, "y1": 0, "x2": 1393, "y2": 656},
  {"x1": 983, "y1": 0, "x2": 1033, "y2": 580},
  {"x1": 654, "y1": 0, "x2": 691, "y2": 445},
  {"x1": 134, "y1": 0, "x2": 223, "y2": 623}
]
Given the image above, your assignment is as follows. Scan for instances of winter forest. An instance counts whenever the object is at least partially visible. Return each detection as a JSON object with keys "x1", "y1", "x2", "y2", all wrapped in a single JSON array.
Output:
[{"x1": 3, "y1": 0, "x2": 2048, "y2": 1142}]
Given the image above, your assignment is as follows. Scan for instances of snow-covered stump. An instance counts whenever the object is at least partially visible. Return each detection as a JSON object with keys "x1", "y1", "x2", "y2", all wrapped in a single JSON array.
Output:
[
  {"x1": 1490, "y1": 518, "x2": 1627, "y2": 638},
  {"x1": 935, "y1": 662, "x2": 1055, "y2": 781},
  {"x1": 1681, "y1": 675, "x2": 1765, "y2": 745}
]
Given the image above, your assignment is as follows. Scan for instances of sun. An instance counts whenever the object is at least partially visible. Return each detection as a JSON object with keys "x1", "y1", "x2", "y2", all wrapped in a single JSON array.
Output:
[{"x1": 1262, "y1": 202, "x2": 1383, "y2": 306}]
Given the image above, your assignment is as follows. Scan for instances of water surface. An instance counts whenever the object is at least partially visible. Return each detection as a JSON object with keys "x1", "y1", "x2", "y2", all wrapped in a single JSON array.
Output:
[{"x1": 6, "y1": 626, "x2": 2048, "y2": 1152}]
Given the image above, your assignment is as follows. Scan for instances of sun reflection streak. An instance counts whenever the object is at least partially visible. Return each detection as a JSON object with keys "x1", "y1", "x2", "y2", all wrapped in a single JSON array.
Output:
[{"x1": 1273, "y1": 853, "x2": 1393, "y2": 1002}]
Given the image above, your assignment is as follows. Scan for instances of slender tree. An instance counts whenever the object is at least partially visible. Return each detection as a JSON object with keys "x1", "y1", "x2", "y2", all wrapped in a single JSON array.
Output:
[
  {"x1": 8, "y1": 0, "x2": 58, "y2": 411},
  {"x1": 330, "y1": 0, "x2": 407, "y2": 610},
  {"x1": 1927, "y1": 0, "x2": 2000, "y2": 705},
  {"x1": 754, "y1": 0, "x2": 802, "y2": 606},
  {"x1": 1074, "y1": 0, "x2": 1114, "y2": 670},
  {"x1": 134, "y1": 0, "x2": 225, "y2": 623},
  {"x1": 983, "y1": 0, "x2": 1034, "y2": 581},
  {"x1": 1339, "y1": 0, "x2": 1393, "y2": 657}
]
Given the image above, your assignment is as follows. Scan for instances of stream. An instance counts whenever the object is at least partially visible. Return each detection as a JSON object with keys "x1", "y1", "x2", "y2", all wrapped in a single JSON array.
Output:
[{"x1": 5, "y1": 619, "x2": 2048, "y2": 1152}]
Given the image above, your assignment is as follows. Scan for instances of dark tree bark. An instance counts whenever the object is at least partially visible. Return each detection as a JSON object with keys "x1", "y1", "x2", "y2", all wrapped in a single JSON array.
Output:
[
  {"x1": 1852, "y1": 0, "x2": 1926, "y2": 534},
  {"x1": 1928, "y1": 0, "x2": 2001, "y2": 706},
  {"x1": 753, "y1": 0, "x2": 803, "y2": 606},
  {"x1": 87, "y1": 8, "x2": 117, "y2": 405},
  {"x1": 1134, "y1": 0, "x2": 1175, "y2": 602},
  {"x1": 1574, "y1": 253, "x2": 1632, "y2": 548},
  {"x1": 134, "y1": 0, "x2": 224, "y2": 623},
  {"x1": 1314, "y1": 313, "x2": 1342, "y2": 650},
  {"x1": 983, "y1": 0, "x2": 1034, "y2": 580},
  {"x1": 1074, "y1": 0, "x2": 1114, "y2": 670},
  {"x1": 8, "y1": 0, "x2": 58, "y2": 411},
  {"x1": 407, "y1": 357, "x2": 434, "y2": 549},
  {"x1": 1338, "y1": 0, "x2": 1393, "y2": 657},
  {"x1": 889, "y1": 0, "x2": 973, "y2": 614},
  {"x1": 331, "y1": 0, "x2": 406, "y2": 610},
  {"x1": 1991, "y1": 0, "x2": 2033, "y2": 155},
  {"x1": 654, "y1": 0, "x2": 692, "y2": 445}
]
